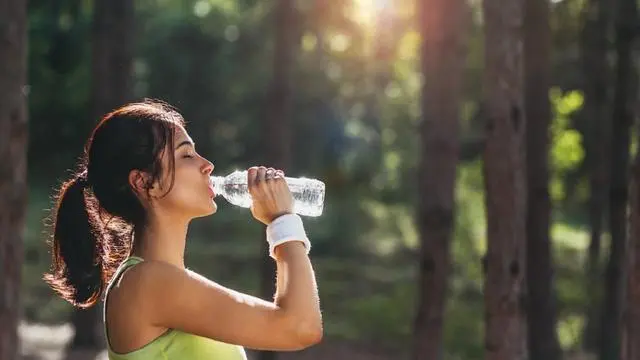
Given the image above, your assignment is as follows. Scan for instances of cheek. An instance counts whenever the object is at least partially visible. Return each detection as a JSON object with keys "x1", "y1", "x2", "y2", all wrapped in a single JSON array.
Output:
[
  {"x1": 164, "y1": 166, "x2": 204, "y2": 204},
  {"x1": 158, "y1": 182, "x2": 198, "y2": 211}
]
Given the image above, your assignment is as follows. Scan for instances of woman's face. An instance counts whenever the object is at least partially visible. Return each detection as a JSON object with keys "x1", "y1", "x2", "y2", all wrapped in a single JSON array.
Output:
[{"x1": 148, "y1": 125, "x2": 217, "y2": 219}]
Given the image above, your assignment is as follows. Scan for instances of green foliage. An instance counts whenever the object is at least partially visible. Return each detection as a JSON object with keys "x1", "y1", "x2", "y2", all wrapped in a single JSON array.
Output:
[
  {"x1": 343, "y1": 281, "x2": 416, "y2": 345},
  {"x1": 550, "y1": 88, "x2": 585, "y2": 203}
]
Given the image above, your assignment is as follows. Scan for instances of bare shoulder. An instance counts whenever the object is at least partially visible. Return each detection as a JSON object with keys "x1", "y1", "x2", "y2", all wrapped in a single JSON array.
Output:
[
  {"x1": 115, "y1": 260, "x2": 192, "y2": 301},
  {"x1": 120, "y1": 260, "x2": 183, "y2": 286},
  {"x1": 106, "y1": 261, "x2": 174, "y2": 308},
  {"x1": 104, "y1": 261, "x2": 179, "y2": 352}
]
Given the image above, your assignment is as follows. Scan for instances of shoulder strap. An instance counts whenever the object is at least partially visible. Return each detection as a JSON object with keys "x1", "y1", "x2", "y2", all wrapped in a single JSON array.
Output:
[{"x1": 103, "y1": 256, "x2": 145, "y2": 352}]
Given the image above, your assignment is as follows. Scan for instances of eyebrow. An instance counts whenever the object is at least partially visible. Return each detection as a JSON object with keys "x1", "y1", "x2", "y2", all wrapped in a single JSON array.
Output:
[{"x1": 175, "y1": 140, "x2": 195, "y2": 150}]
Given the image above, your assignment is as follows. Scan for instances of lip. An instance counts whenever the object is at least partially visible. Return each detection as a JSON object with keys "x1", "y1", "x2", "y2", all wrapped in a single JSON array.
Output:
[{"x1": 207, "y1": 184, "x2": 216, "y2": 198}]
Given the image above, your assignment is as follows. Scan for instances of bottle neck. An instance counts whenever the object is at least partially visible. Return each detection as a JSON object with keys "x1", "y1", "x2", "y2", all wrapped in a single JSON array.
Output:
[{"x1": 209, "y1": 176, "x2": 224, "y2": 197}]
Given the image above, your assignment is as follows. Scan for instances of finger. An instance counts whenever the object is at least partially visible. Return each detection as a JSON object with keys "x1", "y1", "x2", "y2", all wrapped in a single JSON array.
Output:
[
  {"x1": 247, "y1": 167, "x2": 258, "y2": 195},
  {"x1": 274, "y1": 169, "x2": 286, "y2": 183},
  {"x1": 266, "y1": 168, "x2": 276, "y2": 181},
  {"x1": 271, "y1": 169, "x2": 287, "y2": 187},
  {"x1": 257, "y1": 166, "x2": 268, "y2": 193},
  {"x1": 257, "y1": 166, "x2": 267, "y2": 181}
]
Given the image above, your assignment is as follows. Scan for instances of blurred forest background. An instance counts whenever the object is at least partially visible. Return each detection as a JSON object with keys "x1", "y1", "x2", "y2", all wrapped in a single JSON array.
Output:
[{"x1": 1, "y1": 0, "x2": 640, "y2": 359}]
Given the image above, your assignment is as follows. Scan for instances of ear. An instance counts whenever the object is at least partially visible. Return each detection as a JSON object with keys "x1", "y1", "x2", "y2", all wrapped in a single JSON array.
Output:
[{"x1": 128, "y1": 170, "x2": 153, "y2": 198}]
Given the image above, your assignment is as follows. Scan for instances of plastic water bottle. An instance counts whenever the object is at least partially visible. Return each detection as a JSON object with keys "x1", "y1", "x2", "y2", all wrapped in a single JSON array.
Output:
[{"x1": 210, "y1": 170, "x2": 326, "y2": 217}]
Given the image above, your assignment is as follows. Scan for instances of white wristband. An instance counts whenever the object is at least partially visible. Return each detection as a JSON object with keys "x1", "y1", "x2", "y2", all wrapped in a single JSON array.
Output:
[{"x1": 266, "y1": 213, "x2": 311, "y2": 259}]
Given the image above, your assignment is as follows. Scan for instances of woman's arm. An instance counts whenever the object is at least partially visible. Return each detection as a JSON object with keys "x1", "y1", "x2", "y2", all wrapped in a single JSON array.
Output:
[
  {"x1": 127, "y1": 243, "x2": 322, "y2": 351},
  {"x1": 272, "y1": 241, "x2": 322, "y2": 342}
]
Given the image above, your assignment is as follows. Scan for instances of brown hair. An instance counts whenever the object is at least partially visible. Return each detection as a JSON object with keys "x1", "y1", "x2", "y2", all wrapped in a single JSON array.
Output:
[{"x1": 44, "y1": 100, "x2": 185, "y2": 308}]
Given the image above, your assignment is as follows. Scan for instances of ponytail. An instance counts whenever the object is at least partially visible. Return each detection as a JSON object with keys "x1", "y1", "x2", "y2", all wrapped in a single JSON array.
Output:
[{"x1": 44, "y1": 173, "x2": 105, "y2": 308}]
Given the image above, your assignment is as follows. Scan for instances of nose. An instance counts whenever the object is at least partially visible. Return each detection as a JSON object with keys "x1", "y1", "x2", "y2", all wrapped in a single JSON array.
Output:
[{"x1": 201, "y1": 158, "x2": 214, "y2": 176}]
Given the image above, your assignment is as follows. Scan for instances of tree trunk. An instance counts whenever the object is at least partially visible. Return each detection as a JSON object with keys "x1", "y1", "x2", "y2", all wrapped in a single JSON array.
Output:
[
  {"x1": 259, "y1": 1, "x2": 296, "y2": 360},
  {"x1": 412, "y1": 0, "x2": 467, "y2": 358},
  {"x1": 624, "y1": 149, "x2": 640, "y2": 360},
  {"x1": 600, "y1": 0, "x2": 638, "y2": 358},
  {"x1": 91, "y1": 0, "x2": 135, "y2": 119},
  {"x1": 580, "y1": 0, "x2": 611, "y2": 349},
  {"x1": 0, "y1": 0, "x2": 28, "y2": 359},
  {"x1": 69, "y1": 0, "x2": 134, "y2": 350},
  {"x1": 523, "y1": 0, "x2": 561, "y2": 358},
  {"x1": 481, "y1": 0, "x2": 527, "y2": 358}
]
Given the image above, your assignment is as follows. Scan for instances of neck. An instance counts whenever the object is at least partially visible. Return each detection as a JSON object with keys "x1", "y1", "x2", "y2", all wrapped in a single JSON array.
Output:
[{"x1": 132, "y1": 211, "x2": 189, "y2": 269}]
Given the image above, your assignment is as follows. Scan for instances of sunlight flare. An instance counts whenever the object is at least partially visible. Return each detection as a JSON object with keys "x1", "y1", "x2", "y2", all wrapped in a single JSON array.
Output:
[{"x1": 351, "y1": 0, "x2": 392, "y2": 26}]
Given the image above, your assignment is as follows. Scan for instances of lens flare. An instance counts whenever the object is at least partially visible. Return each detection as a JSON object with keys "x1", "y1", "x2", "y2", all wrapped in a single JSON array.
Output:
[{"x1": 351, "y1": 0, "x2": 391, "y2": 26}]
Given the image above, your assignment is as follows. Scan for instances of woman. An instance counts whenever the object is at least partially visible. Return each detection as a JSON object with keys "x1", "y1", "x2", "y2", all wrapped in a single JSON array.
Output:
[{"x1": 44, "y1": 100, "x2": 322, "y2": 359}]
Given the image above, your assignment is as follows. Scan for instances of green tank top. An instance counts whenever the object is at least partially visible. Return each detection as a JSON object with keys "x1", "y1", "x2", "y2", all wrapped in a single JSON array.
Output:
[{"x1": 103, "y1": 256, "x2": 247, "y2": 360}]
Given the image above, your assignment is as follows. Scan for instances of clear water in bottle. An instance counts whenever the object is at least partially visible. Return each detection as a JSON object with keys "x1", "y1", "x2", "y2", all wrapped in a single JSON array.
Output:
[{"x1": 210, "y1": 170, "x2": 325, "y2": 217}]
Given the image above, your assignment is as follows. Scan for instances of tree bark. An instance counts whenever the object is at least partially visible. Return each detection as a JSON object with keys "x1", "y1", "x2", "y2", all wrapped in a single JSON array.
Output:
[
  {"x1": 259, "y1": 1, "x2": 296, "y2": 360},
  {"x1": 0, "y1": 0, "x2": 28, "y2": 359},
  {"x1": 523, "y1": 0, "x2": 561, "y2": 358},
  {"x1": 91, "y1": 0, "x2": 135, "y2": 119},
  {"x1": 624, "y1": 150, "x2": 640, "y2": 360},
  {"x1": 580, "y1": 0, "x2": 611, "y2": 349},
  {"x1": 481, "y1": 0, "x2": 527, "y2": 358},
  {"x1": 601, "y1": 0, "x2": 638, "y2": 358},
  {"x1": 69, "y1": 0, "x2": 135, "y2": 350},
  {"x1": 412, "y1": 0, "x2": 467, "y2": 358}
]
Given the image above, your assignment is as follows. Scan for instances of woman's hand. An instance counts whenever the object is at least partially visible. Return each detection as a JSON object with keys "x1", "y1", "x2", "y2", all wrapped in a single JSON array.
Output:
[{"x1": 248, "y1": 166, "x2": 293, "y2": 225}]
